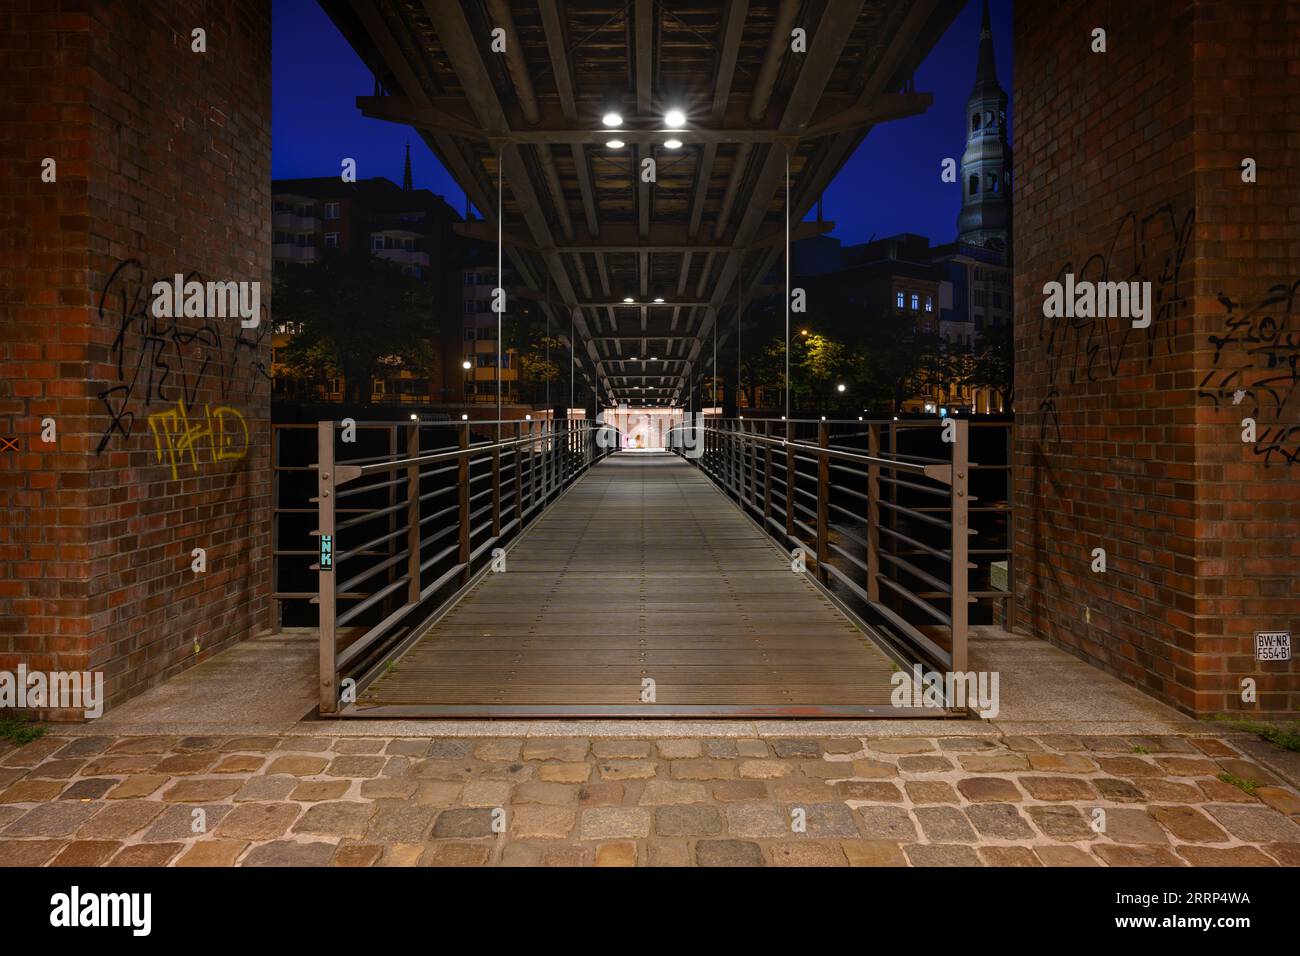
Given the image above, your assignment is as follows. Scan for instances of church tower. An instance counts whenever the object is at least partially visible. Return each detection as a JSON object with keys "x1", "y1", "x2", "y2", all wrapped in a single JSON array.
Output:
[{"x1": 956, "y1": 0, "x2": 1011, "y2": 249}]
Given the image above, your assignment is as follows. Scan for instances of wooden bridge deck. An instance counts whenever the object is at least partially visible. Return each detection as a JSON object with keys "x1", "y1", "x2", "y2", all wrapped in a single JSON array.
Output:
[{"x1": 354, "y1": 452, "x2": 905, "y2": 717}]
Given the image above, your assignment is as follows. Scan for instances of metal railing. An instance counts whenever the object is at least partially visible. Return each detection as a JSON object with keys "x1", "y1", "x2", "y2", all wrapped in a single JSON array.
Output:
[
  {"x1": 308, "y1": 417, "x2": 616, "y2": 714},
  {"x1": 668, "y1": 416, "x2": 1014, "y2": 675}
]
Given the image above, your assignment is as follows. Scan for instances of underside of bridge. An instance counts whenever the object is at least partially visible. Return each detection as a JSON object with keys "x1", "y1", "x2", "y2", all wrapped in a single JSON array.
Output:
[{"x1": 321, "y1": 0, "x2": 961, "y2": 408}]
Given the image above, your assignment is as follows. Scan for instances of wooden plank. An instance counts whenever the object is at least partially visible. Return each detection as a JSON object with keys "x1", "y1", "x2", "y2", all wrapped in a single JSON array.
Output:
[{"x1": 359, "y1": 452, "x2": 900, "y2": 713}]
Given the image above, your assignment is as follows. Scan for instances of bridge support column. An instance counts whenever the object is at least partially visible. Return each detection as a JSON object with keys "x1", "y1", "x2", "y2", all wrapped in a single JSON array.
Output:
[
  {"x1": 1014, "y1": 0, "x2": 1299, "y2": 716},
  {"x1": 0, "y1": 1, "x2": 273, "y2": 717}
]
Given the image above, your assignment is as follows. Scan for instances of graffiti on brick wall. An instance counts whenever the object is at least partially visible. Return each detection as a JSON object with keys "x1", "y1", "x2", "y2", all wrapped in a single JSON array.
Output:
[
  {"x1": 1197, "y1": 280, "x2": 1300, "y2": 466},
  {"x1": 95, "y1": 258, "x2": 270, "y2": 457},
  {"x1": 146, "y1": 400, "x2": 250, "y2": 479},
  {"x1": 1036, "y1": 203, "x2": 1194, "y2": 442}
]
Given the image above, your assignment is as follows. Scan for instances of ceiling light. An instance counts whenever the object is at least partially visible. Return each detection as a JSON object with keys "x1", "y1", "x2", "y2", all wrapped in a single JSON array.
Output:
[
  {"x1": 602, "y1": 112, "x2": 623, "y2": 128},
  {"x1": 664, "y1": 109, "x2": 685, "y2": 128},
  {"x1": 462, "y1": 360, "x2": 471, "y2": 369},
  {"x1": 410, "y1": 414, "x2": 419, "y2": 421},
  {"x1": 664, "y1": 138, "x2": 682, "y2": 149},
  {"x1": 623, "y1": 296, "x2": 634, "y2": 303},
  {"x1": 461, "y1": 414, "x2": 469, "y2": 421},
  {"x1": 653, "y1": 296, "x2": 664, "y2": 303},
  {"x1": 605, "y1": 138, "x2": 625, "y2": 149}
]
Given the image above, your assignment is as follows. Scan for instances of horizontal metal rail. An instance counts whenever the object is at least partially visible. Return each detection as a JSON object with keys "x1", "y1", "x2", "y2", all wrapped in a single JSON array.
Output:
[
  {"x1": 668, "y1": 416, "x2": 1014, "y2": 677},
  {"x1": 312, "y1": 418, "x2": 617, "y2": 714}
]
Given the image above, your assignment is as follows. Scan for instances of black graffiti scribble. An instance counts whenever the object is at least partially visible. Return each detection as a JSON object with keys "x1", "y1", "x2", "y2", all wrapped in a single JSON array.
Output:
[
  {"x1": 94, "y1": 258, "x2": 271, "y2": 453},
  {"x1": 1036, "y1": 204, "x2": 1194, "y2": 441},
  {"x1": 1197, "y1": 278, "x2": 1300, "y2": 466}
]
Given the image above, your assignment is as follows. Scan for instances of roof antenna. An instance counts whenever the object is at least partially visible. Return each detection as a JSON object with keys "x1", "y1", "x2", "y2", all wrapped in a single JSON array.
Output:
[{"x1": 402, "y1": 141, "x2": 412, "y2": 191}]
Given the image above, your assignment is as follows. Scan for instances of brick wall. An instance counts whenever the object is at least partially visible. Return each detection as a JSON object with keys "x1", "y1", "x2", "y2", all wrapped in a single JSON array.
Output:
[
  {"x1": 1013, "y1": 0, "x2": 1300, "y2": 716},
  {"x1": 0, "y1": 0, "x2": 272, "y2": 717}
]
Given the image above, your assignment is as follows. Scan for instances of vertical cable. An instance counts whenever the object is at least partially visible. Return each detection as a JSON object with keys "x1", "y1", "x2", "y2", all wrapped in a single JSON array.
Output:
[
  {"x1": 784, "y1": 147, "x2": 790, "y2": 430},
  {"x1": 545, "y1": 272, "x2": 550, "y2": 411},
  {"x1": 737, "y1": 265, "x2": 742, "y2": 413},
  {"x1": 496, "y1": 152, "x2": 503, "y2": 441}
]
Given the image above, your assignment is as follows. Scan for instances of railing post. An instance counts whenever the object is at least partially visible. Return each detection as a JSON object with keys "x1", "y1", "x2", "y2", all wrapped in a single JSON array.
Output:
[
  {"x1": 784, "y1": 440, "x2": 796, "y2": 540},
  {"x1": 515, "y1": 420, "x2": 524, "y2": 524},
  {"x1": 316, "y1": 421, "x2": 337, "y2": 714},
  {"x1": 458, "y1": 423, "x2": 471, "y2": 585},
  {"x1": 530, "y1": 421, "x2": 540, "y2": 509},
  {"x1": 950, "y1": 418, "x2": 970, "y2": 675},
  {"x1": 815, "y1": 420, "x2": 830, "y2": 584},
  {"x1": 867, "y1": 423, "x2": 881, "y2": 603},
  {"x1": 738, "y1": 421, "x2": 748, "y2": 504},
  {"x1": 491, "y1": 442, "x2": 502, "y2": 537},
  {"x1": 1005, "y1": 422, "x2": 1016, "y2": 633},
  {"x1": 406, "y1": 421, "x2": 421, "y2": 604},
  {"x1": 728, "y1": 421, "x2": 738, "y2": 494},
  {"x1": 763, "y1": 420, "x2": 773, "y2": 521},
  {"x1": 269, "y1": 424, "x2": 281, "y2": 635}
]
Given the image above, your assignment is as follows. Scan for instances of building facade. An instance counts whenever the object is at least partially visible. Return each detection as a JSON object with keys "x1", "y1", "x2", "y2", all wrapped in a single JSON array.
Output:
[
  {"x1": 270, "y1": 168, "x2": 468, "y2": 403},
  {"x1": 460, "y1": 258, "x2": 521, "y2": 403}
]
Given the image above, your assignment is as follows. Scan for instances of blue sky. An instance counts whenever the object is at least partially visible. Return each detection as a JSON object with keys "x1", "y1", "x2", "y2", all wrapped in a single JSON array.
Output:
[{"x1": 272, "y1": 0, "x2": 1013, "y2": 245}]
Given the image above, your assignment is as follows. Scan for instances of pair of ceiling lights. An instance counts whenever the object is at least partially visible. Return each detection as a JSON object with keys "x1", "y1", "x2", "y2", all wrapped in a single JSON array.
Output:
[{"x1": 603, "y1": 109, "x2": 684, "y2": 150}]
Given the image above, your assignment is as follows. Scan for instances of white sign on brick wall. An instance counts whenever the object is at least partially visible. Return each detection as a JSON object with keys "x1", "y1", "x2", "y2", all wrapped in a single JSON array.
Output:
[{"x1": 1254, "y1": 631, "x2": 1292, "y2": 662}]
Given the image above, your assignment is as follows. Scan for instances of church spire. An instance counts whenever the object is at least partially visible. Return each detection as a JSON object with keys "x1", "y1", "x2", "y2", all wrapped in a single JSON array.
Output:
[
  {"x1": 402, "y1": 141, "x2": 412, "y2": 191},
  {"x1": 974, "y1": 0, "x2": 998, "y2": 91},
  {"x1": 956, "y1": 0, "x2": 1011, "y2": 250}
]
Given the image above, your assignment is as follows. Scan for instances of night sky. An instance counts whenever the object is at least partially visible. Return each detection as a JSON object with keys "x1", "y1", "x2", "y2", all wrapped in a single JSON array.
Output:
[{"x1": 272, "y1": 0, "x2": 1013, "y2": 247}]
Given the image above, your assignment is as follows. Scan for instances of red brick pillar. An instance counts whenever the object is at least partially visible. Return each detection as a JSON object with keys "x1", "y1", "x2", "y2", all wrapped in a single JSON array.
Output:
[
  {"x1": 0, "y1": 1, "x2": 272, "y2": 718},
  {"x1": 1013, "y1": 0, "x2": 1300, "y2": 716}
]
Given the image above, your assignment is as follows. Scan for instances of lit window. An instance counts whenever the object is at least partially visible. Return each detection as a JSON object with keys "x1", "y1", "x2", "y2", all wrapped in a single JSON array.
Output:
[
  {"x1": 910, "y1": 293, "x2": 919, "y2": 311},
  {"x1": 895, "y1": 291, "x2": 904, "y2": 308},
  {"x1": 925, "y1": 296, "x2": 933, "y2": 313}
]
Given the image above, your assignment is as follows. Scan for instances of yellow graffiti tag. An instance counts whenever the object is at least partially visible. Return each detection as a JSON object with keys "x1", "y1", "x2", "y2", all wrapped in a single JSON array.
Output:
[{"x1": 147, "y1": 400, "x2": 250, "y2": 479}]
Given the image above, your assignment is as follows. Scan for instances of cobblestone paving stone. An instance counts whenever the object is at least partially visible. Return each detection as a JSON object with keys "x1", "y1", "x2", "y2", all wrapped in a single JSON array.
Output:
[{"x1": 0, "y1": 733, "x2": 1297, "y2": 866}]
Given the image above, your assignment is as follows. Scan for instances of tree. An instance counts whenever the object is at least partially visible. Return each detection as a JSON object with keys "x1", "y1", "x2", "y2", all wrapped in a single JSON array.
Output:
[
  {"x1": 273, "y1": 253, "x2": 435, "y2": 404},
  {"x1": 516, "y1": 336, "x2": 564, "y2": 404},
  {"x1": 964, "y1": 321, "x2": 1014, "y2": 408},
  {"x1": 849, "y1": 309, "x2": 948, "y2": 414}
]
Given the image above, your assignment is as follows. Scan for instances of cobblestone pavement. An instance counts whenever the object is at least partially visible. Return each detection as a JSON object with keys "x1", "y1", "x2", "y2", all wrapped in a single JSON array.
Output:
[{"x1": 1, "y1": 732, "x2": 1298, "y2": 866}]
